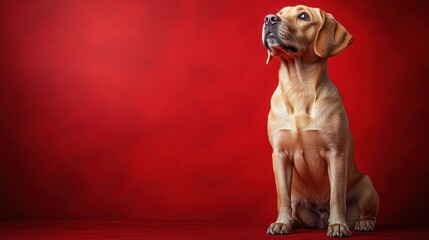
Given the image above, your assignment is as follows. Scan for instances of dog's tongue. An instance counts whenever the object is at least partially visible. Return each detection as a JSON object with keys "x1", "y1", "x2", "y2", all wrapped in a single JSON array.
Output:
[{"x1": 266, "y1": 50, "x2": 272, "y2": 64}]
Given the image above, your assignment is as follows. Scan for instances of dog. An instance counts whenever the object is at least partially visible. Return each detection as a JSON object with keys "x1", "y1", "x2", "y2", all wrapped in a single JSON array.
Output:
[{"x1": 262, "y1": 5, "x2": 379, "y2": 237}]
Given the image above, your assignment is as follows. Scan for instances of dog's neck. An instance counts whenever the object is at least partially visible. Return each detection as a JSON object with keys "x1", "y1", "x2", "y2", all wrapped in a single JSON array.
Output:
[
  {"x1": 278, "y1": 57, "x2": 328, "y2": 89},
  {"x1": 277, "y1": 57, "x2": 339, "y2": 113}
]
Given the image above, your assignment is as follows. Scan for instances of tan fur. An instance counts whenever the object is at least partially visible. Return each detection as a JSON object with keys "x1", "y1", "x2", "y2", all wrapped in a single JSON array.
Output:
[{"x1": 262, "y1": 5, "x2": 379, "y2": 237}]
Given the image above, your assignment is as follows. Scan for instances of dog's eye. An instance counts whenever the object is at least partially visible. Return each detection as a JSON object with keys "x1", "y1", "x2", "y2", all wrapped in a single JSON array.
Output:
[{"x1": 297, "y1": 12, "x2": 310, "y2": 21}]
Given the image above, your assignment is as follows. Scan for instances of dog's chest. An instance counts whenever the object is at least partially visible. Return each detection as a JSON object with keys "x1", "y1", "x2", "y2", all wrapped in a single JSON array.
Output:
[
  {"x1": 270, "y1": 129, "x2": 329, "y2": 165},
  {"x1": 269, "y1": 87, "x2": 327, "y2": 132}
]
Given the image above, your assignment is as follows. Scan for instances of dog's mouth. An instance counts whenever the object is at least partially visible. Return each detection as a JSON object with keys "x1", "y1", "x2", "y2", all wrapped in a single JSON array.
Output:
[
  {"x1": 264, "y1": 33, "x2": 298, "y2": 52},
  {"x1": 263, "y1": 32, "x2": 298, "y2": 63}
]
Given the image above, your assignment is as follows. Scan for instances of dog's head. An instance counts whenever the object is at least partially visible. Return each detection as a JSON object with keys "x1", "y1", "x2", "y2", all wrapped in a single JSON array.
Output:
[{"x1": 262, "y1": 5, "x2": 353, "y2": 64}]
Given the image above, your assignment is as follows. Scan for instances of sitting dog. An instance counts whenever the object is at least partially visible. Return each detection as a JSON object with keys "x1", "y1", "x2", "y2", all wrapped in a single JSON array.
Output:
[{"x1": 262, "y1": 5, "x2": 379, "y2": 237}]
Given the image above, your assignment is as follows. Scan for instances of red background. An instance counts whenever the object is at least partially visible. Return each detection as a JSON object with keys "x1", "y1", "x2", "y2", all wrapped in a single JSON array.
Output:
[{"x1": 1, "y1": 0, "x2": 428, "y2": 223}]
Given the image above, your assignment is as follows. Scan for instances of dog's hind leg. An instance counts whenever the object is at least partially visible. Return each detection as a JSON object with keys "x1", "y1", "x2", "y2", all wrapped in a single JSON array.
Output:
[{"x1": 346, "y1": 175, "x2": 379, "y2": 231}]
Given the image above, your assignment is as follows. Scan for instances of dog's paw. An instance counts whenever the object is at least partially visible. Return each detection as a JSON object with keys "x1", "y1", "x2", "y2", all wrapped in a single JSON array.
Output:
[
  {"x1": 267, "y1": 222, "x2": 291, "y2": 235},
  {"x1": 327, "y1": 223, "x2": 352, "y2": 238},
  {"x1": 355, "y1": 218, "x2": 375, "y2": 232}
]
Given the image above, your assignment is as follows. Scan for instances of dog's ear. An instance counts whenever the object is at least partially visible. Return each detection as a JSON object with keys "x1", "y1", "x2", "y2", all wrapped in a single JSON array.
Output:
[{"x1": 314, "y1": 10, "x2": 353, "y2": 58}]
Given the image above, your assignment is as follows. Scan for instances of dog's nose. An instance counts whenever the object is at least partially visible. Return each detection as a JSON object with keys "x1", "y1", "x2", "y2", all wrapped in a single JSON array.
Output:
[{"x1": 264, "y1": 14, "x2": 281, "y2": 26}]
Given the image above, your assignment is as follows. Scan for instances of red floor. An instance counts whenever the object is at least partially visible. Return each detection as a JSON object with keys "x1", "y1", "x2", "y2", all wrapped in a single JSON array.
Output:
[{"x1": 0, "y1": 220, "x2": 427, "y2": 240}]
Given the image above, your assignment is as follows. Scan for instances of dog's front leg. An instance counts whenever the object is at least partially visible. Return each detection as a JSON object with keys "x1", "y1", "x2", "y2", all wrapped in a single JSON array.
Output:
[
  {"x1": 326, "y1": 151, "x2": 352, "y2": 237},
  {"x1": 267, "y1": 151, "x2": 293, "y2": 235}
]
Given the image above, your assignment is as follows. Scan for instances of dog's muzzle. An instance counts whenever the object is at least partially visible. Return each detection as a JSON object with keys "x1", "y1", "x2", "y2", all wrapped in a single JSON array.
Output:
[
  {"x1": 262, "y1": 14, "x2": 281, "y2": 49},
  {"x1": 262, "y1": 14, "x2": 298, "y2": 64}
]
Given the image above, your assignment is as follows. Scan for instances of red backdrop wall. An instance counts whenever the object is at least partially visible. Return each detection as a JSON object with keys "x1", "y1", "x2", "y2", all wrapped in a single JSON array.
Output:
[{"x1": 1, "y1": 0, "x2": 428, "y2": 222}]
